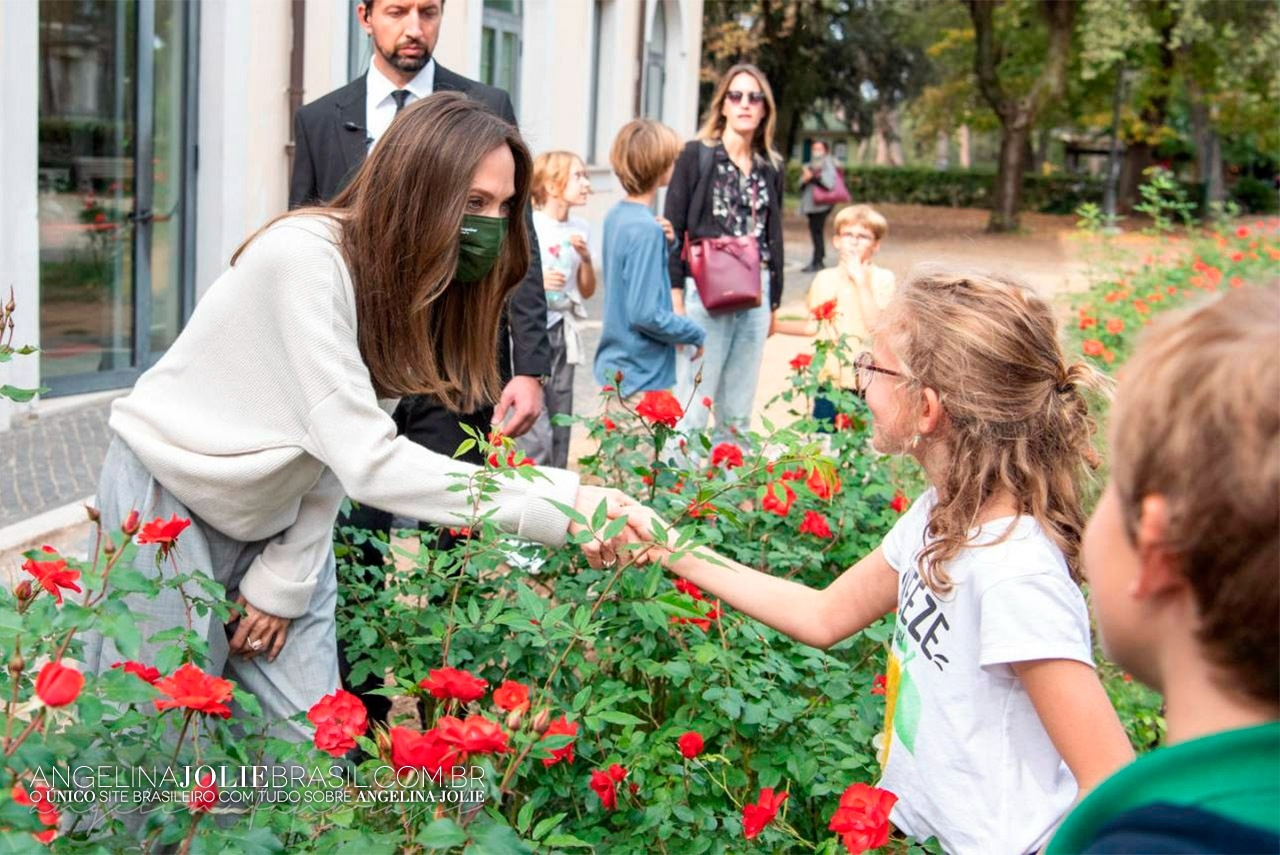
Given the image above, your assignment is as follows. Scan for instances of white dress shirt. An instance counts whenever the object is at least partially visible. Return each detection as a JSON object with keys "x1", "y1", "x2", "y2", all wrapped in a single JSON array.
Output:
[{"x1": 365, "y1": 59, "x2": 436, "y2": 145}]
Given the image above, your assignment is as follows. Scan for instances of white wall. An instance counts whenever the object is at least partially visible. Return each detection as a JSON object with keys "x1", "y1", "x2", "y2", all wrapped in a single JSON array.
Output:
[{"x1": 0, "y1": 1, "x2": 42, "y2": 429}]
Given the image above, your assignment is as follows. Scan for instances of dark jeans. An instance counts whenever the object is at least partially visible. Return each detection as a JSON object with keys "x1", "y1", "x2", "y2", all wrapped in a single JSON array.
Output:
[
  {"x1": 807, "y1": 210, "x2": 832, "y2": 266},
  {"x1": 335, "y1": 395, "x2": 491, "y2": 724}
]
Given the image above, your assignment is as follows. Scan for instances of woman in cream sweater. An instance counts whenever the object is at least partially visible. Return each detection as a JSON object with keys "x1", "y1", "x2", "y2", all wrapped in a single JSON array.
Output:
[{"x1": 91, "y1": 93, "x2": 639, "y2": 740}]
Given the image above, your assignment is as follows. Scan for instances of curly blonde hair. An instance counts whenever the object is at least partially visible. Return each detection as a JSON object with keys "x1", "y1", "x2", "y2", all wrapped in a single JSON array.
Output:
[{"x1": 881, "y1": 267, "x2": 1107, "y2": 593}]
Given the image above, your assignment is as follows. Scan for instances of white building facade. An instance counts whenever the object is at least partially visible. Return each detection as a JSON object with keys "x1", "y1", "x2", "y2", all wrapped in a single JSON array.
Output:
[{"x1": 1, "y1": 0, "x2": 703, "y2": 431}]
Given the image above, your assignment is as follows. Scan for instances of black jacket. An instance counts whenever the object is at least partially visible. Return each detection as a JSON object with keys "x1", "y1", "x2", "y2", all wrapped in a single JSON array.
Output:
[
  {"x1": 288, "y1": 66, "x2": 549, "y2": 379},
  {"x1": 664, "y1": 139, "x2": 786, "y2": 310}
]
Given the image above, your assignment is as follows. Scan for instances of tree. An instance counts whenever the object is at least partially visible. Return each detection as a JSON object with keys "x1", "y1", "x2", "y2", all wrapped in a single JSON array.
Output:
[{"x1": 968, "y1": 0, "x2": 1077, "y2": 232}]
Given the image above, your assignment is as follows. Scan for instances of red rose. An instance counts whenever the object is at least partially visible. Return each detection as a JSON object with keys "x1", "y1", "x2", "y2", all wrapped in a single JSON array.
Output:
[
  {"x1": 811, "y1": 299, "x2": 838, "y2": 321},
  {"x1": 390, "y1": 726, "x2": 466, "y2": 774},
  {"x1": 674, "y1": 579, "x2": 705, "y2": 600},
  {"x1": 806, "y1": 468, "x2": 841, "y2": 500},
  {"x1": 742, "y1": 787, "x2": 789, "y2": 840},
  {"x1": 828, "y1": 783, "x2": 898, "y2": 854},
  {"x1": 136, "y1": 514, "x2": 192, "y2": 558},
  {"x1": 1105, "y1": 318, "x2": 1124, "y2": 334},
  {"x1": 1236, "y1": 225, "x2": 1249, "y2": 238},
  {"x1": 889, "y1": 490, "x2": 909, "y2": 514},
  {"x1": 789, "y1": 353, "x2": 812, "y2": 372},
  {"x1": 306, "y1": 689, "x2": 368, "y2": 757},
  {"x1": 602, "y1": 417, "x2": 618, "y2": 432},
  {"x1": 419, "y1": 666, "x2": 488, "y2": 703},
  {"x1": 13, "y1": 782, "x2": 60, "y2": 843},
  {"x1": 437, "y1": 714, "x2": 510, "y2": 755},
  {"x1": 677, "y1": 731, "x2": 704, "y2": 759},
  {"x1": 601, "y1": 385, "x2": 615, "y2": 393},
  {"x1": 871, "y1": 674, "x2": 887, "y2": 696},
  {"x1": 635, "y1": 390, "x2": 683, "y2": 428},
  {"x1": 799, "y1": 510, "x2": 833, "y2": 539},
  {"x1": 1078, "y1": 315, "x2": 1096, "y2": 329},
  {"x1": 189, "y1": 771, "x2": 218, "y2": 814},
  {"x1": 112, "y1": 660, "x2": 162, "y2": 685},
  {"x1": 1082, "y1": 339, "x2": 1105, "y2": 357},
  {"x1": 761, "y1": 482, "x2": 796, "y2": 517},
  {"x1": 22, "y1": 546, "x2": 82, "y2": 605},
  {"x1": 153, "y1": 663, "x2": 234, "y2": 718},
  {"x1": 540, "y1": 715, "x2": 579, "y2": 766},
  {"x1": 492, "y1": 680, "x2": 531, "y2": 713},
  {"x1": 589, "y1": 769, "x2": 618, "y2": 811},
  {"x1": 710, "y1": 443, "x2": 744, "y2": 469},
  {"x1": 833, "y1": 413, "x2": 854, "y2": 431},
  {"x1": 702, "y1": 396, "x2": 713, "y2": 408},
  {"x1": 35, "y1": 660, "x2": 84, "y2": 707}
]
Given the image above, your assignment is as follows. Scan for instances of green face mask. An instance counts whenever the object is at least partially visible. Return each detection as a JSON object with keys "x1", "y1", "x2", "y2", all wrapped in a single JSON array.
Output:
[{"x1": 455, "y1": 214, "x2": 508, "y2": 283}]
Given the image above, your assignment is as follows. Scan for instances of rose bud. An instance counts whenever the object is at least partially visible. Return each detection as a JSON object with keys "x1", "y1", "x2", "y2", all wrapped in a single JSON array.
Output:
[
  {"x1": 505, "y1": 709, "x2": 524, "y2": 731},
  {"x1": 84, "y1": 504, "x2": 101, "y2": 523},
  {"x1": 14, "y1": 580, "x2": 32, "y2": 603},
  {"x1": 374, "y1": 725, "x2": 394, "y2": 765},
  {"x1": 121, "y1": 509, "x2": 141, "y2": 536},
  {"x1": 531, "y1": 708, "x2": 552, "y2": 735}
]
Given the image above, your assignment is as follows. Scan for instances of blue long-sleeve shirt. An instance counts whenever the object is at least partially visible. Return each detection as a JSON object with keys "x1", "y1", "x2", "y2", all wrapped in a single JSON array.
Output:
[{"x1": 594, "y1": 201, "x2": 705, "y2": 396}]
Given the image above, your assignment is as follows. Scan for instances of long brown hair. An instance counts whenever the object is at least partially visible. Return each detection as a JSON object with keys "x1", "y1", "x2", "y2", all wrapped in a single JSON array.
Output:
[
  {"x1": 697, "y1": 63, "x2": 782, "y2": 167},
  {"x1": 880, "y1": 268, "x2": 1107, "y2": 593},
  {"x1": 234, "y1": 92, "x2": 531, "y2": 411}
]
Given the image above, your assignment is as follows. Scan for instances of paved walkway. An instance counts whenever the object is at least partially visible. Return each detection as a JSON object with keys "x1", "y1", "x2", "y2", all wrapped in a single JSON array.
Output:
[{"x1": 0, "y1": 397, "x2": 114, "y2": 528}]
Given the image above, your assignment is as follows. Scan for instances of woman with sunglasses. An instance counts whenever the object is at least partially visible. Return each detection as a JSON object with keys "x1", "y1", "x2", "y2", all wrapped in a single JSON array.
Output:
[
  {"x1": 622, "y1": 268, "x2": 1135, "y2": 854},
  {"x1": 663, "y1": 63, "x2": 786, "y2": 447}
]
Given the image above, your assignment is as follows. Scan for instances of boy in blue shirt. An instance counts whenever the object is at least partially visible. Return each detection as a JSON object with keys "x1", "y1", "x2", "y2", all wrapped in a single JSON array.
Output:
[{"x1": 594, "y1": 120, "x2": 704, "y2": 398}]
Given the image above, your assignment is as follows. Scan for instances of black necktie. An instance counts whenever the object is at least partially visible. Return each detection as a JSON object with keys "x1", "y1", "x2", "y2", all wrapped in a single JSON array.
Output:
[{"x1": 391, "y1": 90, "x2": 410, "y2": 114}]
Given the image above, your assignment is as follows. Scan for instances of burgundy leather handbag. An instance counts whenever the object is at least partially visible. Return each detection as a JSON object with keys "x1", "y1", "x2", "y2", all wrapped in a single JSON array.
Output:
[
  {"x1": 811, "y1": 165, "x2": 850, "y2": 206},
  {"x1": 682, "y1": 182, "x2": 762, "y2": 314}
]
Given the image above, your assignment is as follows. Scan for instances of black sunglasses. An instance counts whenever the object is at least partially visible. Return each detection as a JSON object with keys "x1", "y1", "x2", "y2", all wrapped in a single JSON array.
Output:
[{"x1": 726, "y1": 90, "x2": 766, "y2": 106}]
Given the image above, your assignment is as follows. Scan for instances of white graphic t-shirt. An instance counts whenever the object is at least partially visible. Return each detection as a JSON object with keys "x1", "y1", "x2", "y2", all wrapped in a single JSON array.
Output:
[
  {"x1": 532, "y1": 211, "x2": 590, "y2": 328},
  {"x1": 877, "y1": 489, "x2": 1094, "y2": 855}
]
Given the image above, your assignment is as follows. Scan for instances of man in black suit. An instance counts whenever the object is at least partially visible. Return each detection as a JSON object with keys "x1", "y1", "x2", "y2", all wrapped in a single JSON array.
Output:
[{"x1": 289, "y1": 0, "x2": 549, "y2": 723}]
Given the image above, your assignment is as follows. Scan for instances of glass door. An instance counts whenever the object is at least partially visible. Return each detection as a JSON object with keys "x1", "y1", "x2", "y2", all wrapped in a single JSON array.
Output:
[{"x1": 36, "y1": 0, "x2": 196, "y2": 396}]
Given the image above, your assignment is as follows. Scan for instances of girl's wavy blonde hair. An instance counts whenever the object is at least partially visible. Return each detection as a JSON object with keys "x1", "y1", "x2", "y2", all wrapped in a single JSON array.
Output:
[{"x1": 880, "y1": 267, "x2": 1108, "y2": 593}]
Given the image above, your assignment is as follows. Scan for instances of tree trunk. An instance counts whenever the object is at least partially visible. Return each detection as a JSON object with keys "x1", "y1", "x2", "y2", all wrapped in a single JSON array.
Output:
[
  {"x1": 935, "y1": 130, "x2": 951, "y2": 169},
  {"x1": 991, "y1": 121, "x2": 1031, "y2": 232},
  {"x1": 958, "y1": 125, "x2": 971, "y2": 168},
  {"x1": 873, "y1": 106, "x2": 902, "y2": 166}
]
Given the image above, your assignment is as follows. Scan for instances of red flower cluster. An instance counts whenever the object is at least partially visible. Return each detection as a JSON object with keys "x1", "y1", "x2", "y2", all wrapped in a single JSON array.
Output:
[
  {"x1": 22, "y1": 546, "x2": 82, "y2": 605},
  {"x1": 602, "y1": 417, "x2": 618, "y2": 432},
  {"x1": 870, "y1": 674, "x2": 887, "y2": 696},
  {"x1": 635, "y1": 390, "x2": 683, "y2": 428},
  {"x1": 762, "y1": 482, "x2": 797, "y2": 516},
  {"x1": 806, "y1": 468, "x2": 841, "y2": 500},
  {"x1": 710, "y1": 442, "x2": 744, "y2": 469},
  {"x1": 1105, "y1": 317, "x2": 1124, "y2": 334},
  {"x1": 702, "y1": 396, "x2": 713, "y2": 408},
  {"x1": 677, "y1": 731, "x2": 704, "y2": 759},
  {"x1": 112, "y1": 660, "x2": 161, "y2": 685},
  {"x1": 492, "y1": 680, "x2": 530, "y2": 713},
  {"x1": 419, "y1": 666, "x2": 488, "y2": 703},
  {"x1": 153, "y1": 663, "x2": 234, "y2": 718},
  {"x1": 306, "y1": 689, "x2": 368, "y2": 757},
  {"x1": 189, "y1": 772, "x2": 218, "y2": 814},
  {"x1": 487, "y1": 450, "x2": 536, "y2": 468},
  {"x1": 670, "y1": 579, "x2": 721, "y2": 632},
  {"x1": 833, "y1": 413, "x2": 855, "y2": 431},
  {"x1": 540, "y1": 715, "x2": 579, "y2": 766},
  {"x1": 889, "y1": 491, "x2": 909, "y2": 514},
  {"x1": 391, "y1": 714, "x2": 509, "y2": 774},
  {"x1": 799, "y1": 510, "x2": 833, "y2": 539},
  {"x1": 789, "y1": 353, "x2": 813, "y2": 372},
  {"x1": 811, "y1": 299, "x2": 838, "y2": 321},
  {"x1": 35, "y1": 661, "x2": 84, "y2": 707},
  {"x1": 437, "y1": 714, "x2": 511, "y2": 754},
  {"x1": 828, "y1": 783, "x2": 898, "y2": 854},
  {"x1": 13, "y1": 782, "x2": 60, "y2": 844},
  {"x1": 588, "y1": 764, "x2": 628, "y2": 811},
  {"x1": 136, "y1": 514, "x2": 192, "y2": 558},
  {"x1": 742, "y1": 787, "x2": 788, "y2": 840}
]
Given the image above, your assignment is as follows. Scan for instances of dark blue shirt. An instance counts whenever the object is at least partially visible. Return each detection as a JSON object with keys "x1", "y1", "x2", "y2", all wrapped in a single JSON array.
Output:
[{"x1": 594, "y1": 201, "x2": 704, "y2": 396}]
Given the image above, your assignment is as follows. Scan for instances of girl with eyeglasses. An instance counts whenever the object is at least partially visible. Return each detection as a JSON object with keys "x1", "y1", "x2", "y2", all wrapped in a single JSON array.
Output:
[
  {"x1": 663, "y1": 63, "x2": 786, "y2": 447},
  {"x1": 622, "y1": 268, "x2": 1136, "y2": 854}
]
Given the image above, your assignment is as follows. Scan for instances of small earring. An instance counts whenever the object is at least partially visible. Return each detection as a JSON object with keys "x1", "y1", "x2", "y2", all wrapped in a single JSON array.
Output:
[{"x1": 909, "y1": 434, "x2": 922, "y2": 450}]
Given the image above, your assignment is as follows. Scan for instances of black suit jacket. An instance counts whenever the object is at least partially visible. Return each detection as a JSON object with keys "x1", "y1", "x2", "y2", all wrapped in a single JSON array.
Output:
[{"x1": 288, "y1": 65, "x2": 549, "y2": 379}]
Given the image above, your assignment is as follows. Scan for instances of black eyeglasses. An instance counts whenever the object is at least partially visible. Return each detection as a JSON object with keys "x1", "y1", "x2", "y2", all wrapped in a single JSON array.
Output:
[
  {"x1": 853, "y1": 351, "x2": 905, "y2": 395},
  {"x1": 726, "y1": 90, "x2": 766, "y2": 106}
]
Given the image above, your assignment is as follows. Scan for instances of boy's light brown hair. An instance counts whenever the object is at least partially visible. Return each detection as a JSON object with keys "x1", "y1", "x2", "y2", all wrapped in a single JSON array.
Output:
[
  {"x1": 1110, "y1": 284, "x2": 1279, "y2": 706},
  {"x1": 531, "y1": 151, "x2": 582, "y2": 208},
  {"x1": 610, "y1": 119, "x2": 682, "y2": 196},
  {"x1": 833, "y1": 204, "x2": 888, "y2": 242}
]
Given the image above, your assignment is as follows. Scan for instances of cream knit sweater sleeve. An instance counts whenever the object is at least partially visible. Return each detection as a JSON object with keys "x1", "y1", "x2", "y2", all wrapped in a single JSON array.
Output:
[{"x1": 111, "y1": 216, "x2": 579, "y2": 619}]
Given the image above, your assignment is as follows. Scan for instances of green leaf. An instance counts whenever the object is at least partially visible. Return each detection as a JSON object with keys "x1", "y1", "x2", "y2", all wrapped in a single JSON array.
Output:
[
  {"x1": 516, "y1": 800, "x2": 535, "y2": 834},
  {"x1": 542, "y1": 833, "x2": 594, "y2": 848},
  {"x1": 0, "y1": 385, "x2": 48, "y2": 403},
  {"x1": 596, "y1": 710, "x2": 645, "y2": 727},
  {"x1": 154, "y1": 644, "x2": 186, "y2": 675},
  {"x1": 109, "y1": 566, "x2": 159, "y2": 595},
  {"x1": 531, "y1": 811, "x2": 567, "y2": 840},
  {"x1": 101, "y1": 609, "x2": 142, "y2": 659},
  {"x1": 515, "y1": 583, "x2": 547, "y2": 621},
  {"x1": 418, "y1": 818, "x2": 469, "y2": 848}
]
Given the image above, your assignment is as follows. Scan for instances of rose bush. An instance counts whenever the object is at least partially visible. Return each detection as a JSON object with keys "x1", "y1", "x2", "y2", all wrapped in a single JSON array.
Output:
[{"x1": 0, "y1": 259, "x2": 1173, "y2": 852}]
